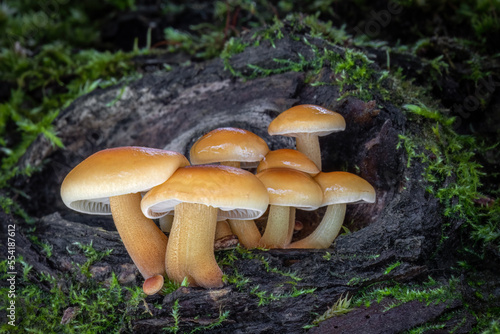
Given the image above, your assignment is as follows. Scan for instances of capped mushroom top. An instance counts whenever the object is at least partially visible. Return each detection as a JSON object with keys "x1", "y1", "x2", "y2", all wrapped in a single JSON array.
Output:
[
  {"x1": 314, "y1": 171, "x2": 376, "y2": 205},
  {"x1": 141, "y1": 165, "x2": 269, "y2": 220},
  {"x1": 256, "y1": 149, "x2": 320, "y2": 175},
  {"x1": 189, "y1": 127, "x2": 269, "y2": 166},
  {"x1": 268, "y1": 104, "x2": 346, "y2": 137},
  {"x1": 60, "y1": 146, "x2": 189, "y2": 214},
  {"x1": 256, "y1": 168, "x2": 323, "y2": 211}
]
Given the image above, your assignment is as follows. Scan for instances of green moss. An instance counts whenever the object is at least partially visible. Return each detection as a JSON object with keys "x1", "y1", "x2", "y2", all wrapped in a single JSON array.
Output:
[
  {"x1": 304, "y1": 293, "x2": 354, "y2": 329},
  {"x1": 162, "y1": 299, "x2": 181, "y2": 334},
  {"x1": 218, "y1": 246, "x2": 316, "y2": 307},
  {"x1": 223, "y1": 18, "x2": 390, "y2": 101},
  {"x1": 354, "y1": 276, "x2": 459, "y2": 310},
  {"x1": 162, "y1": 299, "x2": 230, "y2": 334},
  {"x1": 384, "y1": 261, "x2": 402, "y2": 275},
  {"x1": 0, "y1": 243, "x2": 146, "y2": 333},
  {"x1": 398, "y1": 103, "x2": 499, "y2": 254}
]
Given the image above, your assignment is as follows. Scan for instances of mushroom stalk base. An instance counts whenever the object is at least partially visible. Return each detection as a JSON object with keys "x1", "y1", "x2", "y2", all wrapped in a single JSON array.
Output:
[
  {"x1": 109, "y1": 193, "x2": 167, "y2": 294},
  {"x1": 295, "y1": 133, "x2": 322, "y2": 170},
  {"x1": 287, "y1": 204, "x2": 346, "y2": 249},
  {"x1": 166, "y1": 202, "x2": 223, "y2": 288},
  {"x1": 228, "y1": 219, "x2": 261, "y2": 249},
  {"x1": 259, "y1": 205, "x2": 290, "y2": 248}
]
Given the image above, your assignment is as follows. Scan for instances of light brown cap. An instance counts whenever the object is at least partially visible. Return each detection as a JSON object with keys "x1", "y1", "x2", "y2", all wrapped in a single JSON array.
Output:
[
  {"x1": 256, "y1": 168, "x2": 323, "y2": 210},
  {"x1": 60, "y1": 146, "x2": 189, "y2": 214},
  {"x1": 268, "y1": 104, "x2": 346, "y2": 137},
  {"x1": 141, "y1": 165, "x2": 269, "y2": 220},
  {"x1": 256, "y1": 149, "x2": 320, "y2": 175},
  {"x1": 314, "y1": 171, "x2": 376, "y2": 205},
  {"x1": 189, "y1": 127, "x2": 269, "y2": 166}
]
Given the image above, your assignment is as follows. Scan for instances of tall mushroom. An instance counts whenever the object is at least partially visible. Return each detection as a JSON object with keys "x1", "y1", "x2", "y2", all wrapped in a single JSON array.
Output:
[
  {"x1": 256, "y1": 168, "x2": 323, "y2": 248},
  {"x1": 60, "y1": 147, "x2": 189, "y2": 295},
  {"x1": 268, "y1": 104, "x2": 345, "y2": 170},
  {"x1": 141, "y1": 165, "x2": 269, "y2": 288},
  {"x1": 256, "y1": 149, "x2": 320, "y2": 244},
  {"x1": 189, "y1": 127, "x2": 270, "y2": 248},
  {"x1": 288, "y1": 171, "x2": 376, "y2": 249}
]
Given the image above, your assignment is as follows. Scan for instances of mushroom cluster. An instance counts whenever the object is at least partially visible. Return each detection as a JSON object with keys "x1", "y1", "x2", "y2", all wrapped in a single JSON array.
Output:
[{"x1": 60, "y1": 104, "x2": 376, "y2": 293}]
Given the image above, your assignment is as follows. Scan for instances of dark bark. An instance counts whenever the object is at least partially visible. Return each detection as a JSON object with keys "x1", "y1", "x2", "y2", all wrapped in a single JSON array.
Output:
[{"x1": 8, "y1": 25, "x2": 483, "y2": 332}]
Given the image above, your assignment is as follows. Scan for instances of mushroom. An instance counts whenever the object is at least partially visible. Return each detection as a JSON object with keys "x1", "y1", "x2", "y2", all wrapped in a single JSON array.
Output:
[
  {"x1": 189, "y1": 127, "x2": 269, "y2": 168},
  {"x1": 256, "y1": 148, "x2": 320, "y2": 176},
  {"x1": 288, "y1": 171, "x2": 376, "y2": 249},
  {"x1": 141, "y1": 165, "x2": 269, "y2": 288},
  {"x1": 256, "y1": 168, "x2": 323, "y2": 248},
  {"x1": 256, "y1": 149, "x2": 320, "y2": 244},
  {"x1": 268, "y1": 104, "x2": 345, "y2": 170},
  {"x1": 60, "y1": 147, "x2": 189, "y2": 295},
  {"x1": 190, "y1": 127, "x2": 270, "y2": 248}
]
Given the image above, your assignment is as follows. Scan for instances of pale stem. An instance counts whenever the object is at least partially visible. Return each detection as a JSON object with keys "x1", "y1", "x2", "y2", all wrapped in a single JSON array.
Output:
[
  {"x1": 159, "y1": 215, "x2": 173, "y2": 233},
  {"x1": 228, "y1": 219, "x2": 261, "y2": 249},
  {"x1": 215, "y1": 220, "x2": 233, "y2": 240},
  {"x1": 109, "y1": 193, "x2": 168, "y2": 295},
  {"x1": 259, "y1": 205, "x2": 290, "y2": 248},
  {"x1": 287, "y1": 204, "x2": 346, "y2": 249},
  {"x1": 165, "y1": 202, "x2": 222, "y2": 288},
  {"x1": 295, "y1": 133, "x2": 322, "y2": 170},
  {"x1": 285, "y1": 207, "x2": 296, "y2": 245}
]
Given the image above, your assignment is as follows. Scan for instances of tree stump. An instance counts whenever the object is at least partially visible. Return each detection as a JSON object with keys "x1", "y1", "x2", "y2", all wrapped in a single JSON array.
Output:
[{"x1": 7, "y1": 24, "x2": 481, "y2": 332}]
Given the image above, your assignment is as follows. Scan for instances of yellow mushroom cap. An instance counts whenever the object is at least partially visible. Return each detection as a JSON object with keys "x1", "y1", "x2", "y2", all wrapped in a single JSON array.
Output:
[
  {"x1": 268, "y1": 104, "x2": 346, "y2": 137},
  {"x1": 256, "y1": 168, "x2": 323, "y2": 210},
  {"x1": 189, "y1": 127, "x2": 269, "y2": 166},
  {"x1": 141, "y1": 165, "x2": 269, "y2": 220},
  {"x1": 314, "y1": 171, "x2": 376, "y2": 205},
  {"x1": 60, "y1": 146, "x2": 189, "y2": 214},
  {"x1": 256, "y1": 149, "x2": 320, "y2": 175}
]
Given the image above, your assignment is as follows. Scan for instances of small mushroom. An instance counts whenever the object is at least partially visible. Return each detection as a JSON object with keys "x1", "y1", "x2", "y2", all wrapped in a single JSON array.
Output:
[
  {"x1": 268, "y1": 104, "x2": 345, "y2": 170},
  {"x1": 189, "y1": 127, "x2": 269, "y2": 168},
  {"x1": 189, "y1": 127, "x2": 269, "y2": 248},
  {"x1": 256, "y1": 149, "x2": 320, "y2": 244},
  {"x1": 256, "y1": 168, "x2": 323, "y2": 248},
  {"x1": 256, "y1": 148, "x2": 320, "y2": 176},
  {"x1": 288, "y1": 171, "x2": 376, "y2": 249},
  {"x1": 141, "y1": 165, "x2": 268, "y2": 288},
  {"x1": 60, "y1": 147, "x2": 189, "y2": 295}
]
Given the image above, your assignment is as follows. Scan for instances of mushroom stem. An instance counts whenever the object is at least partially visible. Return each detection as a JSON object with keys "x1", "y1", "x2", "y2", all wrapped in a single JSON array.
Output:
[
  {"x1": 287, "y1": 204, "x2": 346, "y2": 249},
  {"x1": 259, "y1": 205, "x2": 290, "y2": 248},
  {"x1": 295, "y1": 133, "x2": 321, "y2": 170},
  {"x1": 166, "y1": 202, "x2": 223, "y2": 288},
  {"x1": 159, "y1": 215, "x2": 173, "y2": 233},
  {"x1": 228, "y1": 219, "x2": 261, "y2": 249},
  {"x1": 215, "y1": 220, "x2": 233, "y2": 240},
  {"x1": 221, "y1": 160, "x2": 263, "y2": 249},
  {"x1": 285, "y1": 207, "x2": 296, "y2": 244},
  {"x1": 109, "y1": 193, "x2": 167, "y2": 295}
]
